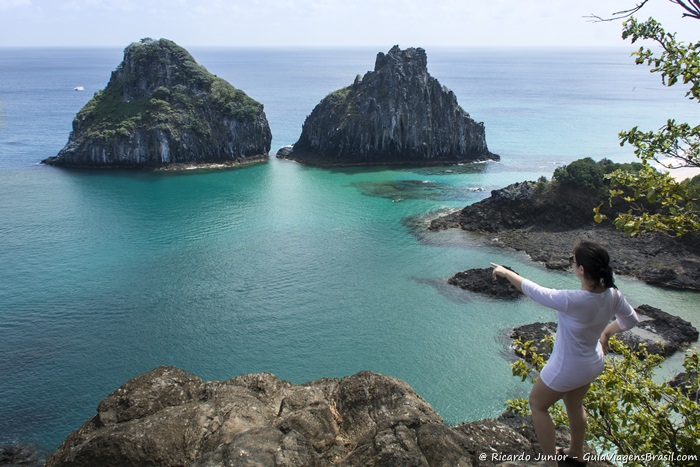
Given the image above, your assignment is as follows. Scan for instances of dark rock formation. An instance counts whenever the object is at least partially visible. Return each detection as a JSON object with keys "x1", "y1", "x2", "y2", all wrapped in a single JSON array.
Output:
[
  {"x1": 511, "y1": 322, "x2": 558, "y2": 362},
  {"x1": 620, "y1": 304, "x2": 699, "y2": 357},
  {"x1": 278, "y1": 45, "x2": 498, "y2": 166},
  {"x1": 449, "y1": 267, "x2": 523, "y2": 299},
  {"x1": 43, "y1": 38, "x2": 271, "y2": 168},
  {"x1": 46, "y1": 367, "x2": 612, "y2": 467},
  {"x1": 0, "y1": 444, "x2": 43, "y2": 466},
  {"x1": 510, "y1": 304, "x2": 699, "y2": 360},
  {"x1": 669, "y1": 371, "x2": 699, "y2": 401},
  {"x1": 429, "y1": 159, "x2": 700, "y2": 290}
]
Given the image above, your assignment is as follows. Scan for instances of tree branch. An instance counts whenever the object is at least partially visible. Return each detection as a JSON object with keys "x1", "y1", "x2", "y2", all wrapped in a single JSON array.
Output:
[
  {"x1": 585, "y1": 0, "x2": 651, "y2": 22},
  {"x1": 671, "y1": 0, "x2": 700, "y2": 19},
  {"x1": 586, "y1": 0, "x2": 700, "y2": 22}
]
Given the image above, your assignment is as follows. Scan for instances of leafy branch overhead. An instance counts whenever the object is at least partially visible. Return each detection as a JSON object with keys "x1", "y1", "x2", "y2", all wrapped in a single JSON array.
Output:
[{"x1": 593, "y1": 2, "x2": 700, "y2": 236}]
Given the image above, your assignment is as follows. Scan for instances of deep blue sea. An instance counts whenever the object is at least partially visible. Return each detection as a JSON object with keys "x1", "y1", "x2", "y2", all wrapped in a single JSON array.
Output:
[{"x1": 1, "y1": 47, "x2": 699, "y2": 455}]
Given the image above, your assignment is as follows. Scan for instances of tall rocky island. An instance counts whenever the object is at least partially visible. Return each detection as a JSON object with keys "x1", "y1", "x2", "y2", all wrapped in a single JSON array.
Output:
[
  {"x1": 43, "y1": 38, "x2": 271, "y2": 168},
  {"x1": 278, "y1": 46, "x2": 498, "y2": 166}
]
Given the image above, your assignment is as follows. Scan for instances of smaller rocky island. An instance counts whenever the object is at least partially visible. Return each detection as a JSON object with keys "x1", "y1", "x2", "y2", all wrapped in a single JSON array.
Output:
[
  {"x1": 278, "y1": 45, "x2": 498, "y2": 166},
  {"x1": 43, "y1": 38, "x2": 271, "y2": 169},
  {"x1": 449, "y1": 266, "x2": 523, "y2": 299}
]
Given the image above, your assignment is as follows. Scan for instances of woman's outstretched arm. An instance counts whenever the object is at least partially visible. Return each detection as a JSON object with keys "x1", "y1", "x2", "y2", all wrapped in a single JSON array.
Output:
[{"x1": 490, "y1": 262, "x2": 524, "y2": 292}]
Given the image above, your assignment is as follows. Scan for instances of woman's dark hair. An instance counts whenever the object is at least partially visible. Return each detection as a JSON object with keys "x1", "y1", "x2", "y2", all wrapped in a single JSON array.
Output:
[{"x1": 573, "y1": 240, "x2": 617, "y2": 289}]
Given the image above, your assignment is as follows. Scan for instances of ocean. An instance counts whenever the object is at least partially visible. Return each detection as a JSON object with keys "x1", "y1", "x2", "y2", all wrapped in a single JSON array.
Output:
[{"x1": 1, "y1": 46, "x2": 699, "y2": 454}]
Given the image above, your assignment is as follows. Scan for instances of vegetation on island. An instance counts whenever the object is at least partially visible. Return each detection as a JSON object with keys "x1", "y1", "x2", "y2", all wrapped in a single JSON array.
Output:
[
  {"x1": 321, "y1": 85, "x2": 359, "y2": 123},
  {"x1": 550, "y1": 157, "x2": 698, "y2": 224},
  {"x1": 552, "y1": 157, "x2": 643, "y2": 191},
  {"x1": 531, "y1": 157, "x2": 647, "y2": 215},
  {"x1": 592, "y1": 1, "x2": 700, "y2": 236},
  {"x1": 74, "y1": 38, "x2": 263, "y2": 142}
]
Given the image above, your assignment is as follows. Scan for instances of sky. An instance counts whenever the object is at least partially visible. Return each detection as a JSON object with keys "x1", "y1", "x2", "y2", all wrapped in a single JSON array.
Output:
[{"x1": 0, "y1": 0, "x2": 697, "y2": 48}]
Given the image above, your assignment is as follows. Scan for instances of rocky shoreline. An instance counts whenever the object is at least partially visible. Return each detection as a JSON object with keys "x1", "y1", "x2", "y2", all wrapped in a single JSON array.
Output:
[
  {"x1": 151, "y1": 156, "x2": 269, "y2": 171},
  {"x1": 276, "y1": 145, "x2": 495, "y2": 168},
  {"x1": 44, "y1": 155, "x2": 270, "y2": 172},
  {"x1": 429, "y1": 170, "x2": 700, "y2": 291}
]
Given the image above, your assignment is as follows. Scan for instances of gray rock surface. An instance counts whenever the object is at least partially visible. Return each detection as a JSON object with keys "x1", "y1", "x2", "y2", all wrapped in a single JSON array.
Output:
[
  {"x1": 279, "y1": 45, "x2": 498, "y2": 166},
  {"x1": 43, "y1": 38, "x2": 271, "y2": 168},
  {"x1": 46, "y1": 367, "x2": 612, "y2": 466}
]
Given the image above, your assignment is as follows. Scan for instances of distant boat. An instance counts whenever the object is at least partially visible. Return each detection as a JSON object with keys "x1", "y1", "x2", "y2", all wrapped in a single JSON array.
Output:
[{"x1": 74, "y1": 86, "x2": 84, "y2": 91}]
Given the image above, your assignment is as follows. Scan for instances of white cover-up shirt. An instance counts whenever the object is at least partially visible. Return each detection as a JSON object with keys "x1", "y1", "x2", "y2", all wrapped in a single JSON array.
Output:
[{"x1": 521, "y1": 279, "x2": 639, "y2": 392}]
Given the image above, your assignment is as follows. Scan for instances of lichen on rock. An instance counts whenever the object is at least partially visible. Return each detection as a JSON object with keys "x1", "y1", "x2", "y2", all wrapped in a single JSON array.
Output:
[{"x1": 43, "y1": 38, "x2": 271, "y2": 168}]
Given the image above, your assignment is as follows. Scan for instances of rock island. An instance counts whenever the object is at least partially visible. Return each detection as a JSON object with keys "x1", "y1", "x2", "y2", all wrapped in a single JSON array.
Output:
[
  {"x1": 278, "y1": 45, "x2": 498, "y2": 166},
  {"x1": 43, "y1": 38, "x2": 271, "y2": 169}
]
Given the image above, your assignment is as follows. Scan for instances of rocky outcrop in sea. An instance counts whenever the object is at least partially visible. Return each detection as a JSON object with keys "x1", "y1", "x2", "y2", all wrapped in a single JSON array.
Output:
[
  {"x1": 429, "y1": 158, "x2": 700, "y2": 290},
  {"x1": 278, "y1": 45, "x2": 498, "y2": 166},
  {"x1": 45, "y1": 367, "x2": 612, "y2": 467},
  {"x1": 448, "y1": 266, "x2": 523, "y2": 299},
  {"x1": 43, "y1": 38, "x2": 271, "y2": 168}
]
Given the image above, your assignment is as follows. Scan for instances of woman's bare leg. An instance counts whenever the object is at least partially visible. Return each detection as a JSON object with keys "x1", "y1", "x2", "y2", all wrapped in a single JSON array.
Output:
[
  {"x1": 561, "y1": 383, "x2": 590, "y2": 460},
  {"x1": 529, "y1": 378, "x2": 564, "y2": 466}
]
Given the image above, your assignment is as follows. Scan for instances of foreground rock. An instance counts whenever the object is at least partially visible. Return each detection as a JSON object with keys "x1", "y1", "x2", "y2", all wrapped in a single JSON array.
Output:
[
  {"x1": 279, "y1": 45, "x2": 498, "y2": 166},
  {"x1": 0, "y1": 444, "x2": 43, "y2": 466},
  {"x1": 511, "y1": 304, "x2": 699, "y2": 360},
  {"x1": 430, "y1": 159, "x2": 700, "y2": 290},
  {"x1": 47, "y1": 367, "x2": 611, "y2": 466},
  {"x1": 43, "y1": 38, "x2": 271, "y2": 169}
]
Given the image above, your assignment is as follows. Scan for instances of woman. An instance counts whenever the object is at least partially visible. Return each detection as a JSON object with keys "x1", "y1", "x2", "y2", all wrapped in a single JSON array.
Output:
[{"x1": 491, "y1": 240, "x2": 639, "y2": 466}]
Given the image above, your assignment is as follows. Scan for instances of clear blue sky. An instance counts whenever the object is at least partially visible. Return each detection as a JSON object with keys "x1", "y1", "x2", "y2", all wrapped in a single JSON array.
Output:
[{"x1": 0, "y1": 0, "x2": 697, "y2": 48}]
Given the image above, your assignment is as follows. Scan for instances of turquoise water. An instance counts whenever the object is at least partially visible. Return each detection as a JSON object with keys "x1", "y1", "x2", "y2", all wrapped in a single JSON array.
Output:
[{"x1": 1, "y1": 47, "x2": 699, "y2": 453}]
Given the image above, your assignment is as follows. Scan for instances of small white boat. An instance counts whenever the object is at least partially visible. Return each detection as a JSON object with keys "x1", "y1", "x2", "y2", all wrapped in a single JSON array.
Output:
[{"x1": 74, "y1": 86, "x2": 84, "y2": 91}]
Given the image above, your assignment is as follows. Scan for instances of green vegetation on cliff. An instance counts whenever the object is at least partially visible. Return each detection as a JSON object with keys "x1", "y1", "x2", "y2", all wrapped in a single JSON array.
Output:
[
  {"x1": 552, "y1": 157, "x2": 643, "y2": 191},
  {"x1": 74, "y1": 38, "x2": 262, "y2": 141},
  {"x1": 549, "y1": 157, "x2": 699, "y2": 232}
]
